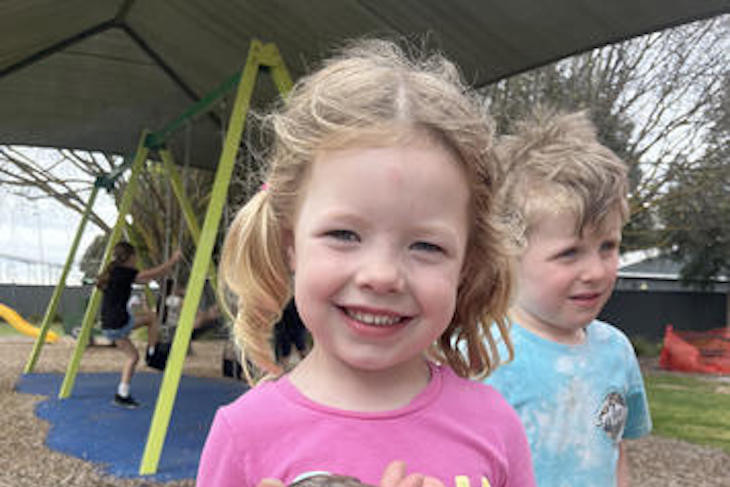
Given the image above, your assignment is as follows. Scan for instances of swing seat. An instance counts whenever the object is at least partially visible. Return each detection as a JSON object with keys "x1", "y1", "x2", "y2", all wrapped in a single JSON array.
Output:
[{"x1": 146, "y1": 341, "x2": 171, "y2": 371}]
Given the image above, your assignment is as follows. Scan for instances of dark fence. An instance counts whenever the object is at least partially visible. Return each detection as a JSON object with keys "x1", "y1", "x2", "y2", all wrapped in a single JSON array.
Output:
[
  {"x1": 0, "y1": 284, "x2": 92, "y2": 330},
  {"x1": 599, "y1": 289, "x2": 728, "y2": 342}
]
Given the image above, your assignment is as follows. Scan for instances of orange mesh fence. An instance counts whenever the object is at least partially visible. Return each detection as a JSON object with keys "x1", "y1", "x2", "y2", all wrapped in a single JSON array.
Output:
[{"x1": 659, "y1": 325, "x2": 730, "y2": 374}]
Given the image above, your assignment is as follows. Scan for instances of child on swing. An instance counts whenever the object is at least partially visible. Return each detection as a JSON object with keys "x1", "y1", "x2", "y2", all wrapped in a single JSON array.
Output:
[
  {"x1": 197, "y1": 39, "x2": 534, "y2": 487},
  {"x1": 97, "y1": 241, "x2": 182, "y2": 408}
]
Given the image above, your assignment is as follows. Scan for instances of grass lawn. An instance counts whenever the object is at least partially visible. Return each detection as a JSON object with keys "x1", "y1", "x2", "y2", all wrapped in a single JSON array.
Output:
[{"x1": 645, "y1": 372, "x2": 730, "y2": 454}]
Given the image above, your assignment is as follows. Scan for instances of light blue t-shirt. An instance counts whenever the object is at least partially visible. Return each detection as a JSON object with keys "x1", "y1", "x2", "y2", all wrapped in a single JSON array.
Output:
[{"x1": 485, "y1": 320, "x2": 652, "y2": 487}]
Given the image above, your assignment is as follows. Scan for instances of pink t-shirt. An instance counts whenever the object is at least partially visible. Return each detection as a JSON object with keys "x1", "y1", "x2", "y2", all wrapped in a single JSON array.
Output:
[{"x1": 197, "y1": 363, "x2": 534, "y2": 487}]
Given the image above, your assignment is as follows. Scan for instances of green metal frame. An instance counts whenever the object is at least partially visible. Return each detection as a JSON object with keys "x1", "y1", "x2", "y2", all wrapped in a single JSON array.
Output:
[
  {"x1": 24, "y1": 58, "x2": 240, "y2": 373},
  {"x1": 23, "y1": 184, "x2": 100, "y2": 373},
  {"x1": 140, "y1": 39, "x2": 292, "y2": 475},
  {"x1": 158, "y1": 148, "x2": 218, "y2": 292},
  {"x1": 22, "y1": 152, "x2": 140, "y2": 373},
  {"x1": 21, "y1": 38, "x2": 292, "y2": 477}
]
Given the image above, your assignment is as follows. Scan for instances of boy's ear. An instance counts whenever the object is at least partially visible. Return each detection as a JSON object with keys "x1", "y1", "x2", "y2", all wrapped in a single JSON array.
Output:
[{"x1": 458, "y1": 262, "x2": 467, "y2": 283}]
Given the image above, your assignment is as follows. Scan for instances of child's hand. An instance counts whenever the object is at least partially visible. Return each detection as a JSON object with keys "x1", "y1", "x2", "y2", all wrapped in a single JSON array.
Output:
[
  {"x1": 171, "y1": 249, "x2": 183, "y2": 263},
  {"x1": 256, "y1": 461, "x2": 444, "y2": 487},
  {"x1": 258, "y1": 479, "x2": 285, "y2": 487},
  {"x1": 380, "y1": 461, "x2": 444, "y2": 487}
]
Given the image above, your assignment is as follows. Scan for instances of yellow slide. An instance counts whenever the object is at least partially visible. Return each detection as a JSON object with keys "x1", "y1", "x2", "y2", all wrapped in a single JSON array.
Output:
[{"x1": 0, "y1": 303, "x2": 59, "y2": 343}]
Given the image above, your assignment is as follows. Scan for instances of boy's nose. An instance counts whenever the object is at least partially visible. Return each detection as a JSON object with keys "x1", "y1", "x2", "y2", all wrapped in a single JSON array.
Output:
[
  {"x1": 580, "y1": 254, "x2": 609, "y2": 281},
  {"x1": 354, "y1": 251, "x2": 405, "y2": 294}
]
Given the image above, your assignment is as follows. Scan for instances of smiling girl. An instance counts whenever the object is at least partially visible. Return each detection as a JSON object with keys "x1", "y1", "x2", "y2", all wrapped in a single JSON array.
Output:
[{"x1": 197, "y1": 39, "x2": 534, "y2": 487}]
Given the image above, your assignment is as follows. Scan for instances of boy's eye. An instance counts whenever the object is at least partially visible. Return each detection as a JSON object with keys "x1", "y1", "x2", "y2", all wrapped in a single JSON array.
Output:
[
  {"x1": 601, "y1": 240, "x2": 619, "y2": 252},
  {"x1": 411, "y1": 241, "x2": 444, "y2": 253},
  {"x1": 326, "y1": 229, "x2": 359, "y2": 242}
]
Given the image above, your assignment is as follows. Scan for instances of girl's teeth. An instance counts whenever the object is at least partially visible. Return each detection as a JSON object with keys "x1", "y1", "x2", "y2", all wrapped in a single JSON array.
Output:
[{"x1": 347, "y1": 309, "x2": 401, "y2": 326}]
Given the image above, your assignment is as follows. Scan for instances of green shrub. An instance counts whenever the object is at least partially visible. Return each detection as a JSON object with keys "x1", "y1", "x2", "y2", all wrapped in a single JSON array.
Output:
[{"x1": 630, "y1": 335, "x2": 663, "y2": 357}]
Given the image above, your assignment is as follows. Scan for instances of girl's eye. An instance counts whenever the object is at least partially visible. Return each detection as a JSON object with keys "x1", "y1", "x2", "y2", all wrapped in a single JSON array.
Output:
[
  {"x1": 558, "y1": 247, "x2": 578, "y2": 259},
  {"x1": 326, "y1": 229, "x2": 359, "y2": 242},
  {"x1": 411, "y1": 241, "x2": 444, "y2": 253}
]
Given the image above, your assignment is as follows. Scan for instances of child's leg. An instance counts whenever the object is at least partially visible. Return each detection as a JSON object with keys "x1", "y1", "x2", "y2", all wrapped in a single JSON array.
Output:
[
  {"x1": 133, "y1": 307, "x2": 158, "y2": 349},
  {"x1": 114, "y1": 336, "x2": 139, "y2": 389}
]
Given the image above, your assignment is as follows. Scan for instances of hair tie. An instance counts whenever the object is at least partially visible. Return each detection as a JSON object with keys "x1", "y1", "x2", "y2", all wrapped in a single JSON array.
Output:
[{"x1": 260, "y1": 182, "x2": 269, "y2": 191}]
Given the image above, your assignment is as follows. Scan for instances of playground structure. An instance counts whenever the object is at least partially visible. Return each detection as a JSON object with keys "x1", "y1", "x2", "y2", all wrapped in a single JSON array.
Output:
[
  {"x1": 22, "y1": 39, "x2": 293, "y2": 476},
  {"x1": 0, "y1": 303, "x2": 59, "y2": 343},
  {"x1": 4, "y1": 2, "x2": 729, "y2": 174},
  {"x1": 3, "y1": 0, "x2": 729, "y2": 481},
  {"x1": 660, "y1": 325, "x2": 730, "y2": 374}
]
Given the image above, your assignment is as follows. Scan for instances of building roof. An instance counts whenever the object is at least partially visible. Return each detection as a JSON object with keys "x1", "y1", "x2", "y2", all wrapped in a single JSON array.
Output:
[{"x1": 618, "y1": 254, "x2": 730, "y2": 293}]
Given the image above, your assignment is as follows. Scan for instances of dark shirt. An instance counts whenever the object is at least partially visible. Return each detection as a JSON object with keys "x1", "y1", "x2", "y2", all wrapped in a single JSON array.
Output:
[
  {"x1": 100, "y1": 266, "x2": 138, "y2": 329},
  {"x1": 274, "y1": 300, "x2": 308, "y2": 359}
]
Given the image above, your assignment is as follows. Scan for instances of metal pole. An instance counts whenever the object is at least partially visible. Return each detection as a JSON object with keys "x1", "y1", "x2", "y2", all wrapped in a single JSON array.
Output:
[
  {"x1": 24, "y1": 185, "x2": 100, "y2": 373},
  {"x1": 139, "y1": 39, "x2": 285, "y2": 475},
  {"x1": 159, "y1": 148, "x2": 218, "y2": 293}
]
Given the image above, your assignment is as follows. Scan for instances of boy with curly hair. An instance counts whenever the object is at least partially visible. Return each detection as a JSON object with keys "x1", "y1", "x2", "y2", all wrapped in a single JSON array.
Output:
[{"x1": 486, "y1": 109, "x2": 651, "y2": 487}]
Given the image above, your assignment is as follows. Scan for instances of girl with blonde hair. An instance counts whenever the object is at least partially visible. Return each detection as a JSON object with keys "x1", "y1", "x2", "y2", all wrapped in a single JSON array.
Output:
[{"x1": 198, "y1": 39, "x2": 534, "y2": 487}]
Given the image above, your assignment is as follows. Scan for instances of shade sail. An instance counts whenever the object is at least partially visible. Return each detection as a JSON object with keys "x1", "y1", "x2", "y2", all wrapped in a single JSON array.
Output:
[{"x1": 1, "y1": 0, "x2": 728, "y2": 170}]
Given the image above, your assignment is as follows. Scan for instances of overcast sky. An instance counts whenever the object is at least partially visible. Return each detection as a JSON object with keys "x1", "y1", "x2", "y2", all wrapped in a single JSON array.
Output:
[{"x1": 0, "y1": 181, "x2": 117, "y2": 286}]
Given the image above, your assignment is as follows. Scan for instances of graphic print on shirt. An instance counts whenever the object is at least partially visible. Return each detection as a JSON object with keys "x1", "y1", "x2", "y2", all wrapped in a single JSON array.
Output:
[
  {"x1": 291, "y1": 472, "x2": 493, "y2": 487},
  {"x1": 290, "y1": 472, "x2": 361, "y2": 487},
  {"x1": 454, "y1": 475, "x2": 492, "y2": 487},
  {"x1": 595, "y1": 391, "x2": 627, "y2": 442}
]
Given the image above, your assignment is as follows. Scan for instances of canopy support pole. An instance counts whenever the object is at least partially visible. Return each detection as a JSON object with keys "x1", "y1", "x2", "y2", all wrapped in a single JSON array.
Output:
[
  {"x1": 158, "y1": 148, "x2": 218, "y2": 292},
  {"x1": 23, "y1": 184, "x2": 100, "y2": 373},
  {"x1": 139, "y1": 39, "x2": 293, "y2": 476}
]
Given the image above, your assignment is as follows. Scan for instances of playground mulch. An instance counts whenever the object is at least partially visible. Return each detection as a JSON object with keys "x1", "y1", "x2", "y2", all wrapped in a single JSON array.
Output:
[
  {"x1": 0, "y1": 337, "x2": 225, "y2": 487},
  {"x1": 2, "y1": 338, "x2": 730, "y2": 486}
]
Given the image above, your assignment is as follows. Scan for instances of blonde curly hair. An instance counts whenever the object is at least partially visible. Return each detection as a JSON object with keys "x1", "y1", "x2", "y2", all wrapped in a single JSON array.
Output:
[
  {"x1": 495, "y1": 108, "x2": 630, "y2": 251},
  {"x1": 220, "y1": 39, "x2": 513, "y2": 383}
]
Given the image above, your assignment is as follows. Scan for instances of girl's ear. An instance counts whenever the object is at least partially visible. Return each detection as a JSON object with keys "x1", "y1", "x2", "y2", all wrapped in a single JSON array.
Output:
[
  {"x1": 282, "y1": 228, "x2": 296, "y2": 272},
  {"x1": 287, "y1": 245, "x2": 296, "y2": 272}
]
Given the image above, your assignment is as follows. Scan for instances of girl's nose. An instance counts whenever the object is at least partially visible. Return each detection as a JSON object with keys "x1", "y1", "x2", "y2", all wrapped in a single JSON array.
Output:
[{"x1": 354, "y1": 251, "x2": 405, "y2": 294}]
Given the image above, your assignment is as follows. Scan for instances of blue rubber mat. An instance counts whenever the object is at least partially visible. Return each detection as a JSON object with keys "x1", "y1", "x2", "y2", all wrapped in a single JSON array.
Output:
[{"x1": 16, "y1": 372, "x2": 247, "y2": 482}]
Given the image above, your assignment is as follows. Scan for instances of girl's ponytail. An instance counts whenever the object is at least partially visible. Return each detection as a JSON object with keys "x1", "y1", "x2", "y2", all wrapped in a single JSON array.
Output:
[{"x1": 219, "y1": 189, "x2": 291, "y2": 382}]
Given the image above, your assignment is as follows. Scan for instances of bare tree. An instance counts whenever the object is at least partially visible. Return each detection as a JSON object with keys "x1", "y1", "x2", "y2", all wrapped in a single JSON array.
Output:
[
  {"x1": 0, "y1": 147, "x2": 117, "y2": 232},
  {"x1": 483, "y1": 16, "x2": 729, "y2": 255},
  {"x1": 658, "y1": 71, "x2": 730, "y2": 283},
  {"x1": 0, "y1": 146, "x2": 214, "y2": 279}
]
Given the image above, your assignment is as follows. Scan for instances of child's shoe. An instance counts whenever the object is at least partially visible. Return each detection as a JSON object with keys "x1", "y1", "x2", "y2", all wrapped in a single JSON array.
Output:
[{"x1": 113, "y1": 393, "x2": 140, "y2": 409}]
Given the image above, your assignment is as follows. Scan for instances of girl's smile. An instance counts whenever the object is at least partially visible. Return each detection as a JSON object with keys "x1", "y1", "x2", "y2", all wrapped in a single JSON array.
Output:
[
  {"x1": 338, "y1": 304, "x2": 412, "y2": 338},
  {"x1": 341, "y1": 305, "x2": 410, "y2": 326}
]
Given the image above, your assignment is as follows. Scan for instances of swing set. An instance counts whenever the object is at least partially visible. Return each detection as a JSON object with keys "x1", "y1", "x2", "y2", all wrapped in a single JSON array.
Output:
[{"x1": 22, "y1": 39, "x2": 293, "y2": 476}]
